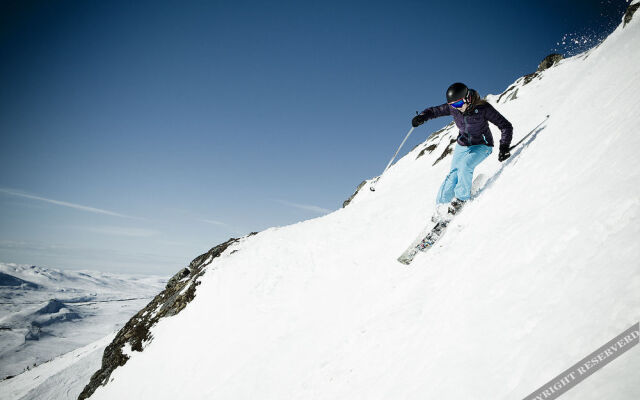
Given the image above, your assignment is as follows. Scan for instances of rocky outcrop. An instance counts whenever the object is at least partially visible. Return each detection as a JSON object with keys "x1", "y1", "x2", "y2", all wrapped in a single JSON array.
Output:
[
  {"x1": 497, "y1": 52, "x2": 564, "y2": 102},
  {"x1": 416, "y1": 144, "x2": 437, "y2": 159},
  {"x1": 36, "y1": 299, "x2": 67, "y2": 314},
  {"x1": 416, "y1": 123, "x2": 454, "y2": 160},
  {"x1": 624, "y1": 2, "x2": 639, "y2": 27},
  {"x1": 520, "y1": 53, "x2": 565, "y2": 86},
  {"x1": 537, "y1": 53, "x2": 563, "y2": 72},
  {"x1": 432, "y1": 138, "x2": 457, "y2": 166},
  {"x1": 343, "y1": 180, "x2": 367, "y2": 208},
  {"x1": 78, "y1": 236, "x2": 249, "y2": 400},
  {"x1": 497, "y1": 84, "x2": 518, "y2": 103}
]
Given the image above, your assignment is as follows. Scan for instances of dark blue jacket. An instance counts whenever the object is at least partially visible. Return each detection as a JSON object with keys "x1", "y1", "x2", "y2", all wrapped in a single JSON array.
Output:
[{"x1": 420, "y1": 93, "x2": 512, "y2": 147}]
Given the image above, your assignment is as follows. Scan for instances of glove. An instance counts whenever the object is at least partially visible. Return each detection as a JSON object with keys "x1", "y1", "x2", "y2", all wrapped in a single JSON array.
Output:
[
  {"x1": 412, "y1": 113, "x2": 426, "y2": 127},
  {"x1": 498, "y1": 144, "x2": 511, "y2": 162}
]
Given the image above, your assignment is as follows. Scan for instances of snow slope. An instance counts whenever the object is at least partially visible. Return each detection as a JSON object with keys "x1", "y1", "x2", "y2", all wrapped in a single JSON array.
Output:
[
  {"x1": 0, "y1": 333, "x2": 113, "y2": 400},
  {"x1": 88, "y1": 12, "x2": 640, "y2": 400}
]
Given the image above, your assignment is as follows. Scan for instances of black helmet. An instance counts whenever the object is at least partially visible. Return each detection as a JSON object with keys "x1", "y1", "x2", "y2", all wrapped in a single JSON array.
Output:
[{"x1": 446, "y1": 82, "x2": 469, "y2": 103}]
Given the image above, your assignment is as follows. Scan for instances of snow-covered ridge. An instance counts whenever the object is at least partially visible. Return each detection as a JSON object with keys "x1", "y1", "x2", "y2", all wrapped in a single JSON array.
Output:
[
  {"x1": 0, "y1": 333, "x2": 115, "y2": 400},
  {"x1": 82, "y1": 7, "x2": 639, "y2": 400},
  {"x1": 0, "y1": 263, "x2": 164, "y2": 295}
]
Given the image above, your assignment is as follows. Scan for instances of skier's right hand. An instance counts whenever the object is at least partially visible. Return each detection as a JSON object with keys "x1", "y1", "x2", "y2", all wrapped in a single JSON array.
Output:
[{"x1": 412, "y1": 113, "x2": 426, "y2": 127}]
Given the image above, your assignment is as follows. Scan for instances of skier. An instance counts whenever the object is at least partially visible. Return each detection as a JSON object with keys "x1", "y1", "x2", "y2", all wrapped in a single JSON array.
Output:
[{"x1": 412, "y1": 82, "x2": 513, "y2": 222}]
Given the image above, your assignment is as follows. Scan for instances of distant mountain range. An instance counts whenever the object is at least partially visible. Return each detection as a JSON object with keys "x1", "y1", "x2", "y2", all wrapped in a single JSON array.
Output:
[{"x1": 0, "y1": 262, "x2": 166, "y2": 385}]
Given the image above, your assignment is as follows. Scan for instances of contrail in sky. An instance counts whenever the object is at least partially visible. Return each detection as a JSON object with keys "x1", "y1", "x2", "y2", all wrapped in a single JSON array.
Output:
[{"x1": 0, "y1": 188, "x2": 138, "y2": 219}]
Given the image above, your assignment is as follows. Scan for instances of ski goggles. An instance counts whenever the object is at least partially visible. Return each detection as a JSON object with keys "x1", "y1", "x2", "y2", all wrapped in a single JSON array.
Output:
[{"x1": 449, "y1": 99, "x2": 466, "y2": 108}]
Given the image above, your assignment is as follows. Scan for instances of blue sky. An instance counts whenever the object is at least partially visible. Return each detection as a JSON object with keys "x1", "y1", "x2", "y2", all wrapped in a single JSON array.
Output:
[{"x1": 0, "y1": 0, "x2": 630, "y2": 275}]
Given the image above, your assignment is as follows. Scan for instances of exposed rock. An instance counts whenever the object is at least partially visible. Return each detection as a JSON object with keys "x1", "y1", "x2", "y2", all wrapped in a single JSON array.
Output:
[
  {"x1": 78, "y1": 236, "x2": 248, "y2": 400},
  {"x1": 25, "y1": 324, "x2": 41, "y2": 341},
  {"x1": 624, "y1": 2, "x2": 640, "y2": 27},
  {"x1": 497, "y1": 84, "x2": 517, "y2": 103},
  {"x1": 416, "y1": 144, "x2": 438, "y2": 159},
  {"x1": 523, "y1": 72, "x2": 540, "y2": 85},
  {"x1": 33, "y1": 310, "x2": 81, "y2": 328},
  {"x1": 537, "y1": 53, "x2": 563, "y2": 72},
  {"x1": 519, "y1": 53, "x2": 565, "y2": 86},
  {"x1": 36, "y1": 299, "x2": 66, "y2": 314},
  {"x1": 343, "y1": 180, "x2": 367, "y2": 208},
  {"x1": 416, "y1": 123, "x2": 454, "y2": 159},
  {"x1": 506, "y1": 88, "x2": 519, "y2": 101},
  {"x1": 432, "y1": 138, "x2": 457, "y2": 166}
]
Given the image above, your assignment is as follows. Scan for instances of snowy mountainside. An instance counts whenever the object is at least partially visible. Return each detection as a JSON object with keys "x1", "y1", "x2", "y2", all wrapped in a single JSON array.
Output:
[
  {"x1": 85, "y1": 8, "x2": 639, "y2": 400},
  {"x1": 0, "y1": 262, "x2": 166, "y2": 385},
  {"x1": 0, "y1": 333, "x2": 114, "y2": 400}
]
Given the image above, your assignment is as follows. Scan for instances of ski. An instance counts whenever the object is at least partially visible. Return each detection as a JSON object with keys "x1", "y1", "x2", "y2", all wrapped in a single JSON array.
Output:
[
  {"x1": 397, "y1": 220, "x2": 450, "y2": 265},
  {"x1": 397, "y1": 173, "x2": 485, "y2": 265}
]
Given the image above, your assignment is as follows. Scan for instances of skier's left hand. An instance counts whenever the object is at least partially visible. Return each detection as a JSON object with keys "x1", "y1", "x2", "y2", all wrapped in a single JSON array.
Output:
[{"x1": 498, "y1": 144, "x2": 511, "y2": 162}]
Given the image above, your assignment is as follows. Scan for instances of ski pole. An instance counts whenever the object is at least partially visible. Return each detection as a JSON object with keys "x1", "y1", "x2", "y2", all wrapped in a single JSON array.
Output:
[
  {"x1": 509, "y1": 114, "x2": 550, "y2": 151},
  {"x1": 370, "y1": 126, "x2": 415, "y2": 191}
]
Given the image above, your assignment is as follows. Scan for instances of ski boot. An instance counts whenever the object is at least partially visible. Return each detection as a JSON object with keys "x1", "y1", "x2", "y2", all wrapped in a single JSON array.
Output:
[{"x1": 447, "y1": 198, "x2": 466, "y2": 216}]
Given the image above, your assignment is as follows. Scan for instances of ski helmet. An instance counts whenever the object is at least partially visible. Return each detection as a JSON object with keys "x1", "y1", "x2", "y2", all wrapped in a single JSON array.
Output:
[{"x1": 446, "y1": 82, "x2": 469, "y2": 103}]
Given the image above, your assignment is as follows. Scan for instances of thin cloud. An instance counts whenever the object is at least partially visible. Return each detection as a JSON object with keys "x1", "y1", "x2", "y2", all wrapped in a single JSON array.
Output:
[
  {"x1": 82, "y1": 226, "x2": 160, "y2": 237},
  {"x1": 158, "y1": 239, "x2": 191, "y2": 247},
  {"x1": 201, "y1": 219, "x2": 227, "y2": 226},
  {"x1": 0, "y1": 188, "x2": 138, "y2": 219},
  {"x1": 0, "y1": 239, "x2": 66, "y2": 251},
  {"x1": 200, "y1": 218, "x2": 246, "y2": 236},
  {"x1": 274, "y1": 199, "x2": 332, "y2": 214},
  {"x1": 163, "y1": 206, "x2": 245, "y2": 235}
]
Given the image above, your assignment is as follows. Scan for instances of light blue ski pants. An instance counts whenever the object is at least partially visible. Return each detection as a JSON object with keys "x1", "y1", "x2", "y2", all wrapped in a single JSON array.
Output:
[{"x1": 436, "y1": 143, "x2": 492, "y2": 204}]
